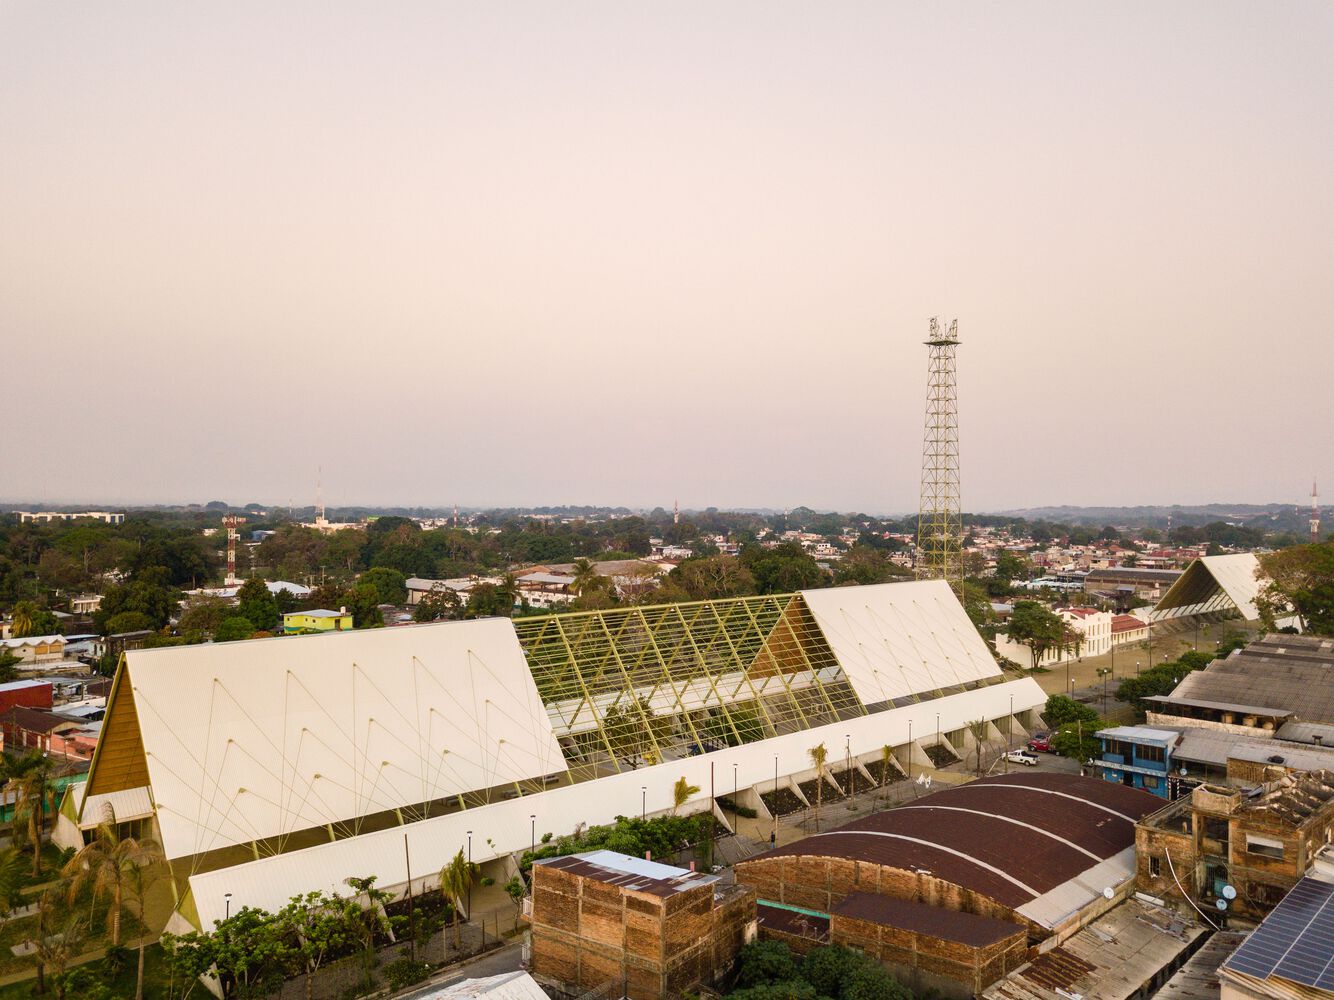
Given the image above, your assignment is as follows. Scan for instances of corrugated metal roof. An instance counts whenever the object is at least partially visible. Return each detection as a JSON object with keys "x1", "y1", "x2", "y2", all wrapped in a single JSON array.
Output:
[
  {"x1": 832, "y1": 892, "x2": 1025, "y2": 947},
  {"x1": 1154, "y1": 638, "x2": 1334, "y2": 724},
  {"x1": 800, "y1": 580, "x2": 1003, "y2": 705},
  {"x1": 184, "y1": 677, "x2": 1048, "y2": 931},
  {"x1": 415, "y1": 971, "x2": 549, "y2": 1000},
  {"x1": 125, "y1": 618, "x2": 569, "y2": 861},
  {"x1": 80, "y1": 786, "x2": 155, "y2": 829},
  {"x1": 537, "y1": 850, "x2": 717, "y2": 896},
  {"x1": 751, "y1": 774, "x2": 1159, "y2": 922}
]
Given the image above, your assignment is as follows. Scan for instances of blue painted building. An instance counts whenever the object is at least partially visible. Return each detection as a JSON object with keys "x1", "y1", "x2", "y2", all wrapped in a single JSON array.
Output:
[{"x1": 1094, "y1": 726, "x2": 1178, "y2": 798}]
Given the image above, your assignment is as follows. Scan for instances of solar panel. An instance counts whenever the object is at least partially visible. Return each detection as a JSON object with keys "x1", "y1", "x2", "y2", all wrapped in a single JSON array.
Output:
[{"x1": 1225, "y1": 878, "x2": 1334, "y2": 988}]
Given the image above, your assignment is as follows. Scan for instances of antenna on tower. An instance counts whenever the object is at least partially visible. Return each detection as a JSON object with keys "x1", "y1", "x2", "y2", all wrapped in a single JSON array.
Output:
[
  {"x1": 316, "y1": 467, "x2": 326, "y2": 526},
  {"x1": 917, "y1": 317, "x2": 962, "y2": 587},
  {"x1": 1311, "y1": 479, "x2": 1321, "y2": 544}
]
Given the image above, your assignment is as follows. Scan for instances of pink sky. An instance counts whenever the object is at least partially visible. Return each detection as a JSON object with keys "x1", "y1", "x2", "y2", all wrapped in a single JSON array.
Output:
[{"x1": 3, "y1": 2, "x2": 1332, "y2": 513}]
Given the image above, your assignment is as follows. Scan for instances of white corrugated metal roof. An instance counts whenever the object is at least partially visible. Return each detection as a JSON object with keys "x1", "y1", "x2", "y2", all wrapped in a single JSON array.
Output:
[
  {"x1": 1015, "y1": 846, "x2": 1136, "y2": 929},
  {"x1": 185, "y1": 676, "x2": 1047, "y2": 931},
  {"x1": 800, "y1": 580, "x2": 1003, "y2": 705},
  {"x1": 80, "y1": 786, "x2": 155, "y2": 829},
  {"x1": 415, "y1": 972, "x2": 548, "y2": 1000},
  {"x1": 124, "y1": 618, "x2": 568, "y2": 861}
]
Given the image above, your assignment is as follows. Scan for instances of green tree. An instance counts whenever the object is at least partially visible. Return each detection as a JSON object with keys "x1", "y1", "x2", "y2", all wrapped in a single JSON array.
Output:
[
  {"x1": 1258, "y1": 542, "x2": 1334, "y2": 635},
  {"x1": 343, "y1": 876, "x2": 393, "y2": 991},
  {"x1": 176, "y1": 595, "x2": 233, "y2": 641},
  {"x1": 278, "y1": 890, "x2": 360, "y2": 1000},
  {"x1": 1051, "y1": 719, "x2": 1102, "y2": 763},
  {"x1": 807, "y1": 742, "x2": 828, "y2": 832},
  {"x1": 26, "y1": 888, "x2": 86, "y2": 1000},
  {"x1": 61, "y1": 812, "x2": 164, "y2": 946},
  {"x1": 833, "y1": 546, "x2": 910, "y2": 586},
  {"x1": 214, "y1": 616, "x2": 257, "y2": 643},
  {"x1": 1006, "y1": 601, "x2": 1073, "y2": 667},
  {"x1": 743, "y1": 543, "x2": 828, "y2": 594},
  {"x1": 0, "y1": 649, "x2": 21, "y2": 684},
  {"x1": 672, "y1": 776, "x2": 700, "y2": 816},
  {"x1": 342, "y1": 583, "x2": 383, "y2": 628},
  {"x1": 464, "y1": 583, "x2": 511, "y2": 619},
  {"x1": 210, "y1": 905, "x2": 289, "y2": 999},
  {"x1": 570, "y1": 559, "x2": 600, "y2": 596},
  {"x1": 1043, "y1": 694, "x2": 1099, "y2": 728},
  {"x1": 359, "y1": 567, "x2": 408, "y2": 605},
  {"x1": 438, "y1": 848, "x2": 479, "y2": 950},
  {"x1": 413, "y1": 586, "x2": 462, "y2": 623},
  {"x1": 235, "y1": 578, "x2": 279, "y2": 632},
  {"x1": 504, "y1": 876, "x2": 526, "y2": 931},
  {"x1": 11, "y1": 602, "x2": 60, "y2": 637},
  {"x1": 94, "y1": 569, "x2": 181, "y2": 631},
  {"x1": 6, "y1": 757, "x2": 51, "y2": 877},
  {"x1": 668, "y1": 555, "x2": 755, "y2": 600},
  {"x1": 105, "y1": 611, "x2": 155, "y2": 635},
  {"x1": 734, "y1": 940, "x2": 800, "y2": 989}
]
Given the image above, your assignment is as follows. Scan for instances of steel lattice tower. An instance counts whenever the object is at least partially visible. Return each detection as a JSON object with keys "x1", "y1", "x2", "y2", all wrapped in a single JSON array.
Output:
[{"x1": 916, "y1": 318, "x2": 963, "y2": 585}]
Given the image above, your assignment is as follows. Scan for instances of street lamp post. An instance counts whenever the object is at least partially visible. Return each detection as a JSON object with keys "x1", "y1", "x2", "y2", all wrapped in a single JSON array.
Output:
[
  {"x1": 845, "y1": 734, "x2": 852, "y2": 797},
  {"x1": 732, "y1": 764, "x2": 738, "y2": 836},
  {"x1": 772, "y1": 755, "x2": 779, "y2": 848},
  {"x1": 530, "y1": 815, "x2": 536, "y2": 859},
  {"x1": 467, "y1": 830, "x2": 473, "y2": 919},
  {"x1": 907, "y1": 720, "x2": 913, "y2": 784},
  {"x1": 224, "y1": 892, "x2": 232, "y2": 921},
  {"x1": 641, "y1": 785, "x2": 646, "y2": 821}
]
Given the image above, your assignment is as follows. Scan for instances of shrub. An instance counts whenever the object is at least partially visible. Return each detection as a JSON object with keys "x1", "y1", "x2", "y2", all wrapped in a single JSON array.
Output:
[
  {"x1": 384, "y1": 957, "x2": 431, "y2": 990},
  {"x1": 716, "y1": 796, "x2": 758, "y2": 819}
]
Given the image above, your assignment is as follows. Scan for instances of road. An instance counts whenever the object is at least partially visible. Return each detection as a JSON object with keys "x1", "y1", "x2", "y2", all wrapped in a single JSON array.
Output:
[{"x1": 396, "y1": 942, "x2": 525, "y2": 999}]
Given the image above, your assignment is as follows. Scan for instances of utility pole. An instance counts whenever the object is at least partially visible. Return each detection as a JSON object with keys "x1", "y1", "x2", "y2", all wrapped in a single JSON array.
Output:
[{"x1": 916, "y1": 318, "x2": 963, "y2": 589}]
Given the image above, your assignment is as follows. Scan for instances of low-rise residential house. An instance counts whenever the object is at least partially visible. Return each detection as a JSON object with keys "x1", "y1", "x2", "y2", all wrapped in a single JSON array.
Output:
[
  {"x1": 1095, "y1": 726, "x2": 1177, "y2": 798},
  {"x1": 91, "y1": 630, "x2": 153, "y2": 661},
  {"x1": 1110, "y1": 613, "x2": 1149, "y2": 646},
  {"x1": 282, "y1": 609, "x2": 353, "y2": 633},
  {"x1": 69, "y1": 594, "x2": 103, "y2": 615},
  {"x1": 516, "y1": 572, "x2": 576, "y2": 608},
  {"x1": 405, "y1": 577, "x2": 482, "y2": 605},
  {"x1": 0, "y1": 706, "x2": 97, "y2": 758},
  {"x1": 0, "y1": 635, "x2": 67, "y2": 664}
]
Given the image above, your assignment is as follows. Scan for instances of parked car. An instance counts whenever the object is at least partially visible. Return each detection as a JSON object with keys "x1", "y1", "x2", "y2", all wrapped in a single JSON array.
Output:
[
  {"x1": 1027, "y1": 732, "x2": 1052, "y2": 753},
  {"x1": 1005, "y1": 749, "x2": 1040, "y2": 766}
]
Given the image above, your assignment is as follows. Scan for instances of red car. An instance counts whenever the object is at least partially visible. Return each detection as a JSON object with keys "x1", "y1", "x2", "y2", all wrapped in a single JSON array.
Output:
[{"x1": 1027, "y1": 732, "x2": 1053, "y2": 753}]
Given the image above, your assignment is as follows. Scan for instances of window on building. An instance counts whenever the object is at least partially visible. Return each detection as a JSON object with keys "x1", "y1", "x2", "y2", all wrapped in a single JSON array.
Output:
[
  {"x1": 1149, "y1": 856, "x2": 1161, "y2": 878},
  {"x1": 1143, "y1": 775, "x2": 1160, "y2": 789},
  {"x1": 1246, "y1": 835, "x2": 1285, "y2": 860},
  {"x1": 1138, "y1": 745, "x2": 1166, "y2": 764}
]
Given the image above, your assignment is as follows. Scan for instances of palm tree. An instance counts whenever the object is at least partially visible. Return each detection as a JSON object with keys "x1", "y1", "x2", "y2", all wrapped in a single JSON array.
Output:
[
  {"x1": 27, "y1": 887, "x2": 86, "y2": 999},
  {"x1": 878, "y1": 745, "x2": 893, "y2": 805},
  {"x1": 61, "y1": 812, "x2": 164, "y2": 946},
  {"x1": 498, "y1": 574, "x2": 521, "y2": 613},
  {"x1": 438, "y1": 848, "x2": 478, "y2": 951},
  {"x1": 671, "y1": 776, "x2": 700, "y2": 816},
  {"x1": 570, "y1": 559, "x2": 599, "y2": 596},
  {"x1": 10, "y1": 601, "x2": 36, "y2": 639},
  {"x1": 807, "y1": 743, "x2": 828, "y2": 832},
  {"x1": 7, "y1": 759, "x2": 51, "y2": 878}
]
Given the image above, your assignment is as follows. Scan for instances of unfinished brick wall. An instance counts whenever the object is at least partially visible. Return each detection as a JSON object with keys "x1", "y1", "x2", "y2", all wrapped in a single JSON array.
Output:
[
  {"x1": 530, "y1": 865, "x2": 754, "y2": 1000},
  {"x1": 830, "y1": 912, "x2": 1026, "y2": 999},
  {"x1": 734, "y1": 856, "x2": 1027, "y2": 932}
]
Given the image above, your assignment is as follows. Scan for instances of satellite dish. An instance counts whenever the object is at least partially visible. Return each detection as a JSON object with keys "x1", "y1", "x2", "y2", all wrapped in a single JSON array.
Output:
[
  {"x1": 1216, "y1": 899, "x2": 1228, "y2": 911},
  {"x1": 1222, "y1": 884, "x2": 1237, "y2": 900},
  {"x1": 1102, "y1": 887, "x2": 1114, "y2": 900}
]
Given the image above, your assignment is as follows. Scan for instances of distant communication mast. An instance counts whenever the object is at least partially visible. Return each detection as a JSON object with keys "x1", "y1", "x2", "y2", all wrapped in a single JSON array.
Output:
[
  {"x1": 222, "y1": 514, "x2": 245, "y2": 586},
  {"x1": 1312, "y1": 479, "x2": 1321, "y2": 543},
  {"x1": 917, "y1": 318, "x2": 963, "y2": 586}
]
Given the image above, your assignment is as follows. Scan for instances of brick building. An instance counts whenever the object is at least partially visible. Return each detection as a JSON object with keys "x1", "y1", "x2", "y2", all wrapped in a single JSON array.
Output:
[
  {"x1": 735, "y1": 774, "x2": 1163, "y2": 995},
  {"x1": 529, "y1": 850, "x2": 756, "y2": 1000},
  {"x1": 1135, "y1": 770, "x2": 1334, "y2": 921}
]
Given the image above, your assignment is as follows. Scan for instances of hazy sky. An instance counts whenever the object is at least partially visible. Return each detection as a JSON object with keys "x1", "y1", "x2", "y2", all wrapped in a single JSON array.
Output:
[{"x1": 3, "y1": 2, "x2": 1332, "y2": 514}]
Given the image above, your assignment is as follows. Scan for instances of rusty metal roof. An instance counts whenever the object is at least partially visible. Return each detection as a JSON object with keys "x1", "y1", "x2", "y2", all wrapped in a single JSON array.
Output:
[
  {"x1": 751, "y1": 774, "x2": 1160, "y2": 911},
  {"x1": 535, "y1": 850, "x2": 718, "y2": 897},
  {"x1": 831, "y1": 893, "x2": 1025, "y2": 948},
  {"x1": 757, "y1": 902, "x2": 830, "y2": 942}
]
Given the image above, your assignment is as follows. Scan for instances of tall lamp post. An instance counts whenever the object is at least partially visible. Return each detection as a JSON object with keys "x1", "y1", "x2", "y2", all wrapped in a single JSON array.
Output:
[
  {"x1": 466, "y1": 830, "x2": 473, "y2": 919},
  {"x1": 224, "y1": 892, "x2": 232, "y2": 921},
  {"x1": 641, "y1": 785, "x2": 647, "y2": 821},
  {"x1": 907, "y1": 720, "x2": 913, "y2": 784},
  {"x1": 772, "y1": 755, "x2": 779, "y2": 847},
  {"x1": 530, "y1": 815, "x2": 536, "y2": 861},
  {"x1": 732, "y1": 763, "x2": 738, "y2": 836},
  {"x1": 845, "y1": 734, "x2": 852, "y2": 797}
]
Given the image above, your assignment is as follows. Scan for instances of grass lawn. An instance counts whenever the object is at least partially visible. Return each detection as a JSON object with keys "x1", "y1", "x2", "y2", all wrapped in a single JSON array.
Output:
[{"x1": 0, "y1": 942, "x2": 174, "y2": 999}]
